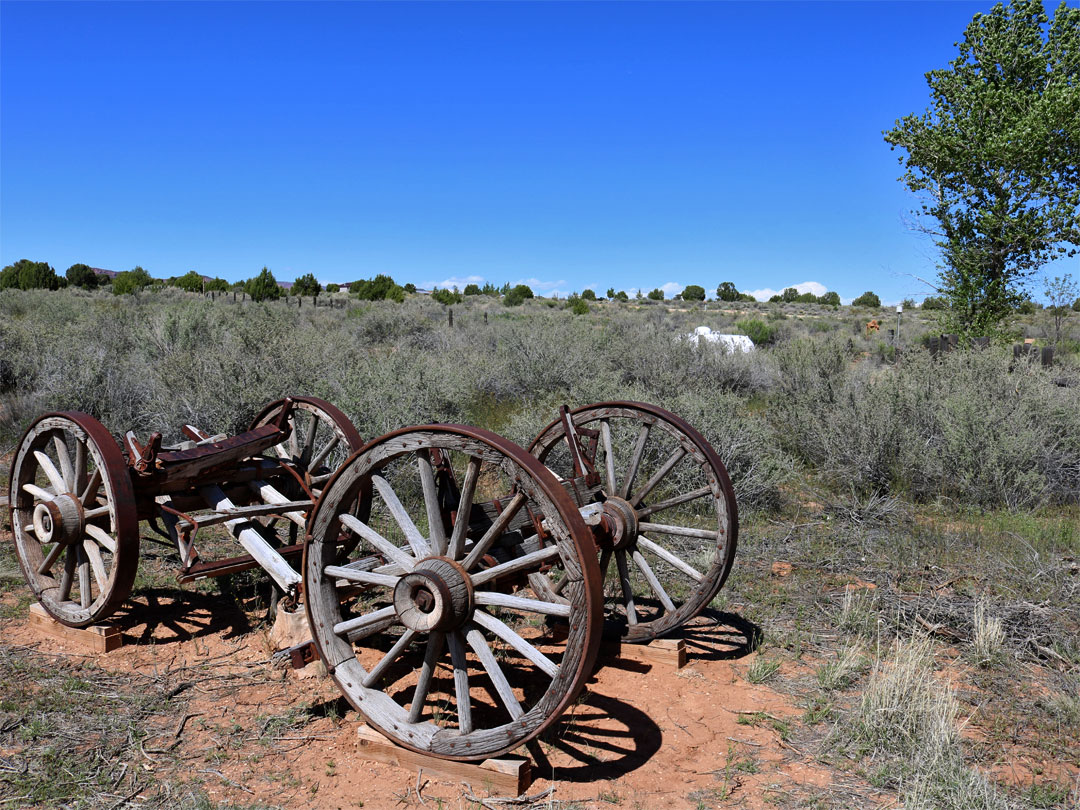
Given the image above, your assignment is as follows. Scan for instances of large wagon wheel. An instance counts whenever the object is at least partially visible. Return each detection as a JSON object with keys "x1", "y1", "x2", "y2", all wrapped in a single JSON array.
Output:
[
  {"x1": 529, "y1": 402, "x2": 737, "y2": 643},
  {"x1": 305, "y1": 425, "x2": 603, "y2": 761},
  {"x1": 249, "y1": 396, "x2": 363, "y2": 497},
  {"x1": 9, "y1": 413, "x2": 139, "y2": 627}
]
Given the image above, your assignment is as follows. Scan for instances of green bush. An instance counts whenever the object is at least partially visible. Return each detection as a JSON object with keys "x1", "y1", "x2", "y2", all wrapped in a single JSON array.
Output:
[
  {"x1": 647, "y1": 288, "x2": 664, "y2": 301},
  {"x1": 682, "y1": 284, "x2": 706, "y2": 301},
  {"x1": 580, "y1": 288, "x2": 597, "y2": 301},
  {"x1": 568, "y1": 296, "x2": 589, "y2": 315},
  {"x1": 431, "y1": 287, "x2": 462, "y2": 305},
  {"x1": 113, "y1": 266, "x2": 153, "y2": 296},
  {"x1": 243, "y1": 267, "x2": 281, "y2": 302},
  {"x1": 735, "y1": 318, "x2": 776, "y2": 345},
  {"x1": 65, "y1": 263, "x2": 97, "y2": 290},
  {"x1": 352, "y1": 274, "x2": 398, "y2": 302},
  {"x1": 852, "y1": 291, "x2": 881, "y2": 308},
  {"x1": 503, "y1": 284, "x2": 534, "y2": 307}
]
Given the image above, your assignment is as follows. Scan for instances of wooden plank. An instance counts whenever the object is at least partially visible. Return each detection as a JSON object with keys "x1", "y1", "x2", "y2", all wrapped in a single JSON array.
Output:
[
  {"x1": 550, "y1": 624, "x2": 687, "y2": 670},
  {"x1": 354, "y1": 724, "x2": 531, "y2": 796},
  {"x1": 28, "y1": 603, "x2": 123, "y2": 653}
]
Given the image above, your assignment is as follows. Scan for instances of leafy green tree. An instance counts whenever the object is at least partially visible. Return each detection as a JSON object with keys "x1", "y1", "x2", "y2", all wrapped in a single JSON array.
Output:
[
  {"x1": 403, "y1": 283, "x2": 416, "y2": 294},
  {"x1": 818, "y1": 291, "x2": 841, "y2": 306},
  {"x1": 386, "y1": 284, "x2": 406, "y2": 303},
  {"x1": 292, "y1": 273, "x2": 321, "y2": 298},
  {"x1": 1044, "y1": 273, "x2": 1078, "y2": 344},
  {"x1": 852, "y1": 291, "x2": 881, "y2": 308},
  {"x1": 614, "y1": 290, "x2": 629, "y2": 301},
  {"x1": 884, "y1": 0, "x2": 1080, "y2": 339},
  {"x1": 352, "y1": 274, "x2": 397, "y2": 301},
  {"x1": 581, "y1": 288, "x2": 597, "y2": 301},
  {"x1": 768, "y1": 294, "x2": 783, "y2": 303},
  {"x1": 244, "y1": 267, "x2": 282, "y2": 302},
  {"x1": 682, "y1": 284, "x2": 706, "y2": 301},
  {"x1": 325, "y1": 283, "x2": 341, "y2": 293},
  {"x1": 432, "y1": 287, "x2": 462, "y2": 305},
  {"x1": 65, "y1": 263, "x2": 97, "y2": 289},
  {"x1": 464, "y1": 283, "x2": 481, "y2": 296},
  {"x1": 205, "y1": 277, "x2": 229, "y2": 292},
  {"x1": 781, "y1": 287, "x2": 800, "y2": 303},
  {"x1": 647, "y1": 288, "x2": 664, "y2": 301},
  {"x1": 716, "y1": 281, "x2": 739, "y2": 302},
  {"x1": 606, "y1": 287, "x2": 616, "y2": 298},
  {"x1": 174, "y1": 270, "x2": 205, "y2": 293},
  {"x1": 1, "y1": 259, "x2": 61, "y2": 290},
  {"x1": 503, "y1": 284, "x2": 534, "y2": 307},
  {"x1": 922, "y1": 295, "x2": 949, "y2": 310},
  {"x1": 1073, "y1": 296, "x2": 1080, "y2": 312},
  {"x1": 738, "y1": 292, "x2": 756, "y2": 302}
]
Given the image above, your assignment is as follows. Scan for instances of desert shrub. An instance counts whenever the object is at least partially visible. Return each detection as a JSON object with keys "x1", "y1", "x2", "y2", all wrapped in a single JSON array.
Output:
[
  {"x1": 852, "y1": 291, "x2": 881, "y2": 308},
  {"x1": 772, "y1": 338, "x2": 1080, "y2": 507},
  {"x1": 431, "y1": 287, "x2": 461, "y2": 305}
]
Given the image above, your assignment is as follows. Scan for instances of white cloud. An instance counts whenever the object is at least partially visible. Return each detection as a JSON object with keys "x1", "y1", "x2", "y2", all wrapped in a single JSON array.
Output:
[
  {"x1": 515, "y1": 277, "x2": 567, "y2": 293},
  {"x1": 744, "y1": 280, "x2": 829, "y2": 301},
  {"x1": 661, "y1": 281, "x2": 685, "y2": 298},
  {"x1": 422, "y1": 275, "x2": 486, "y2": 290}
]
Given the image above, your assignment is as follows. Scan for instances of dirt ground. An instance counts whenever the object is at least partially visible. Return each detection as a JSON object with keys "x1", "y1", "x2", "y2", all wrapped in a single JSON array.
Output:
[{"x1": 0, "y1": 574, "x2": 881, "y2": 810}]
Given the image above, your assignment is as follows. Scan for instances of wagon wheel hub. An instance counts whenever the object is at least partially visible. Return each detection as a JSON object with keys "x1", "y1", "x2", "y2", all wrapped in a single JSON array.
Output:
[
  {"x1": 393, "y1": 557, "x2": 473, "y2": 632},
  {"x1": 595, "y1": 496, "x2": 638, "y2": 551},
  {"x1": 32, "y1": 494, "x2": 84, "y2": 546}
]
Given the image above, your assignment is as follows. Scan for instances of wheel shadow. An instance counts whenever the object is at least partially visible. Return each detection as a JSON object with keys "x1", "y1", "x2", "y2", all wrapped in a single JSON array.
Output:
[
  {"x1": 529, "y1": 691, "x2": 663, "y2": 782},
  {"x1": 670, "y1": 608, "x2": 762, "y2": 662},
  {"x1": 107, "y1": 586, "x2": 256, "y2": 646}
]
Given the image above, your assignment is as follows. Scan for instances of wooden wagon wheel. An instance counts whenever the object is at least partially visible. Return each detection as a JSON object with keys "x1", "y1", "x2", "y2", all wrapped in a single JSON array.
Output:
[
  {"x1": 9, "y1": 412, "x2": 139, "y2": 627},
  {"x1": 249, "y1": 396, "x2": 363, "y2": 497},
  {"x1": 529, "y1": 402, "x2": 738, "y2": 643},
  {"x1": 304, "y1": 425, "x2": 603, "y2": 761}
]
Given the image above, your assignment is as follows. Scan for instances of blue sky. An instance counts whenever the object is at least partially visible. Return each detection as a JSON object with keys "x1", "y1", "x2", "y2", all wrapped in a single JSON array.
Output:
[{"x1": 1, "y1": 1, "x2": 1075, "y2": 303}]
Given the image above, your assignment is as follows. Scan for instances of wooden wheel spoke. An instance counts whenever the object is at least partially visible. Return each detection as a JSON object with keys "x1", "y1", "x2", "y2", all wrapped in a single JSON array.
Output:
[
  {"x1": 83, "y1": 539, "x2": 109, "y2": 593},
  {"x1": 615, "y1": 550, "x2": 638, "y2": 626},
  {"x1": 333, "y1": 604, "x2": 397, "y2": 638},
  {"x1": 448, "y1": 631, "x2": 473, "y2": 733},
  {"x1": 58, "y1": 548, "x2": 77, "y2": 602},
  {"x1": 323, "y1": 565, "x2": 400, "y2": 588},
  {"x1": 465, "y1": 626, "x2": 524, "y2": 720},
  {"x1": 600, "y1": 419, "x2": 617, "y2": 494},
  {"x1": 407, "y1": 631, "x2": 446, "y2": 723},
  {"x1": 80, "y1": 469, "x2": 102, "y2": 506},
  {"x1": 599, "y1": 547, "x2": 613, "y2": 582},
  {"x1": 286, "y1": 422, "x2": 300, "y2": 459},
  {"x1": 631, "y1": 549, "x2": 676, "y2": 613},
  {"x1": 416, "y1": 451, "x2": 448, "y2": 556},
  {"x1": 83, "y1": 505, "x2": 111, "y2": 520},
  {"x1": 23, "y1": 483, "x2": 55, "y2": 502},
  {"x1": 469, "y1": 544, "x2": 560, "y2": 587},
  {"x1": 448, "y1": 457, "x2": 481, "y2": 560},
  {"x1": 636, "y1": 485, "x2": 712, "y2": 519},
  {"x1": 33, "y1": 450, "x2": 68, "y2": 495},
  {"x1": 620, "y1": 423, "x2": 651, "y2": 499},
  {"x1": 362, "y1": 628, "x2": 417, "y2": 688},
  {"x1": 473, "y1": 610, "x2": 559, "y2": 679},
  {"x1": 473, "y1": 590, "x2": 571, "y2": 617},
  {"x1": 77, "y1": 546, "x2": 92, "y2": 607},
  {"x1": 73, "y1": 440, "x2": 87, "y2": 495},
  {"x1": 339, "y1": 513, "x2": 416, "y2": 572},
  {"x1": 461, "y1": 491, "x2": 527, "y2": 571},
  {"x1": 37, "y1": 542, "x2": 66, "y2": 576},
  {"x1": 630, "y1": 447, "x2": 687, "y2": 507},
  {"x1": 637, "y1": 521, "x2": 719, "y2": 541},
  {"x1": 372, "y1": 475, "x2": 430, "y2": 558},
  {"x1": 638, "y1": 536, "x2": 705, "y2": 582},
  {"x1": 53, "y1": 436, "x2": 75, "y2": 489},
  {"x1": 298, "y1": 413, "x2": 320, "y2": 467},
  {"x1": 308, "y1": 434, "x2": 340, "y2": 474},
  {"x1": 85, "y1": 524, "x2": 118, "y2": 554}
]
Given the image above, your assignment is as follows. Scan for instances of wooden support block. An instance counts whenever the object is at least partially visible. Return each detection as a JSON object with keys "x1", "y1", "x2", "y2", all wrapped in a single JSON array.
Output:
[
  {"x1": 355, "y1": 724, "x2": 531, "y2": 796},
  {"x1": 28, "y1": 603, "x2": 123, "y2": 653},
  {"x1": 605, "y1": 637, "x2": 687, "y2": 669}
]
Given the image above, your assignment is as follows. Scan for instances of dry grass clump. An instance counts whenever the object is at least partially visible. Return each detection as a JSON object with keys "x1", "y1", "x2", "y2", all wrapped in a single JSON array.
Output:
[
  {"x1": 816, "y1": 642, "x2": 868, "y2": 690},
  {"x1": 830, "y1": 634, "x2": 1006, "y2": 810},
  {"x1": 970, "y1": 600, "x2": 1007, "y2": 669}
]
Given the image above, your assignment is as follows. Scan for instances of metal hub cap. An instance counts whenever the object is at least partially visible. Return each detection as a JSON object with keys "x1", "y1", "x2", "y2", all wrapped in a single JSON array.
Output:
[
  {"x1": 393, "y1": 557, "x2": 473, "y2": 632},
  {"x1": 597, "y1": 496, "x2": 639, "y2": 550}
]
